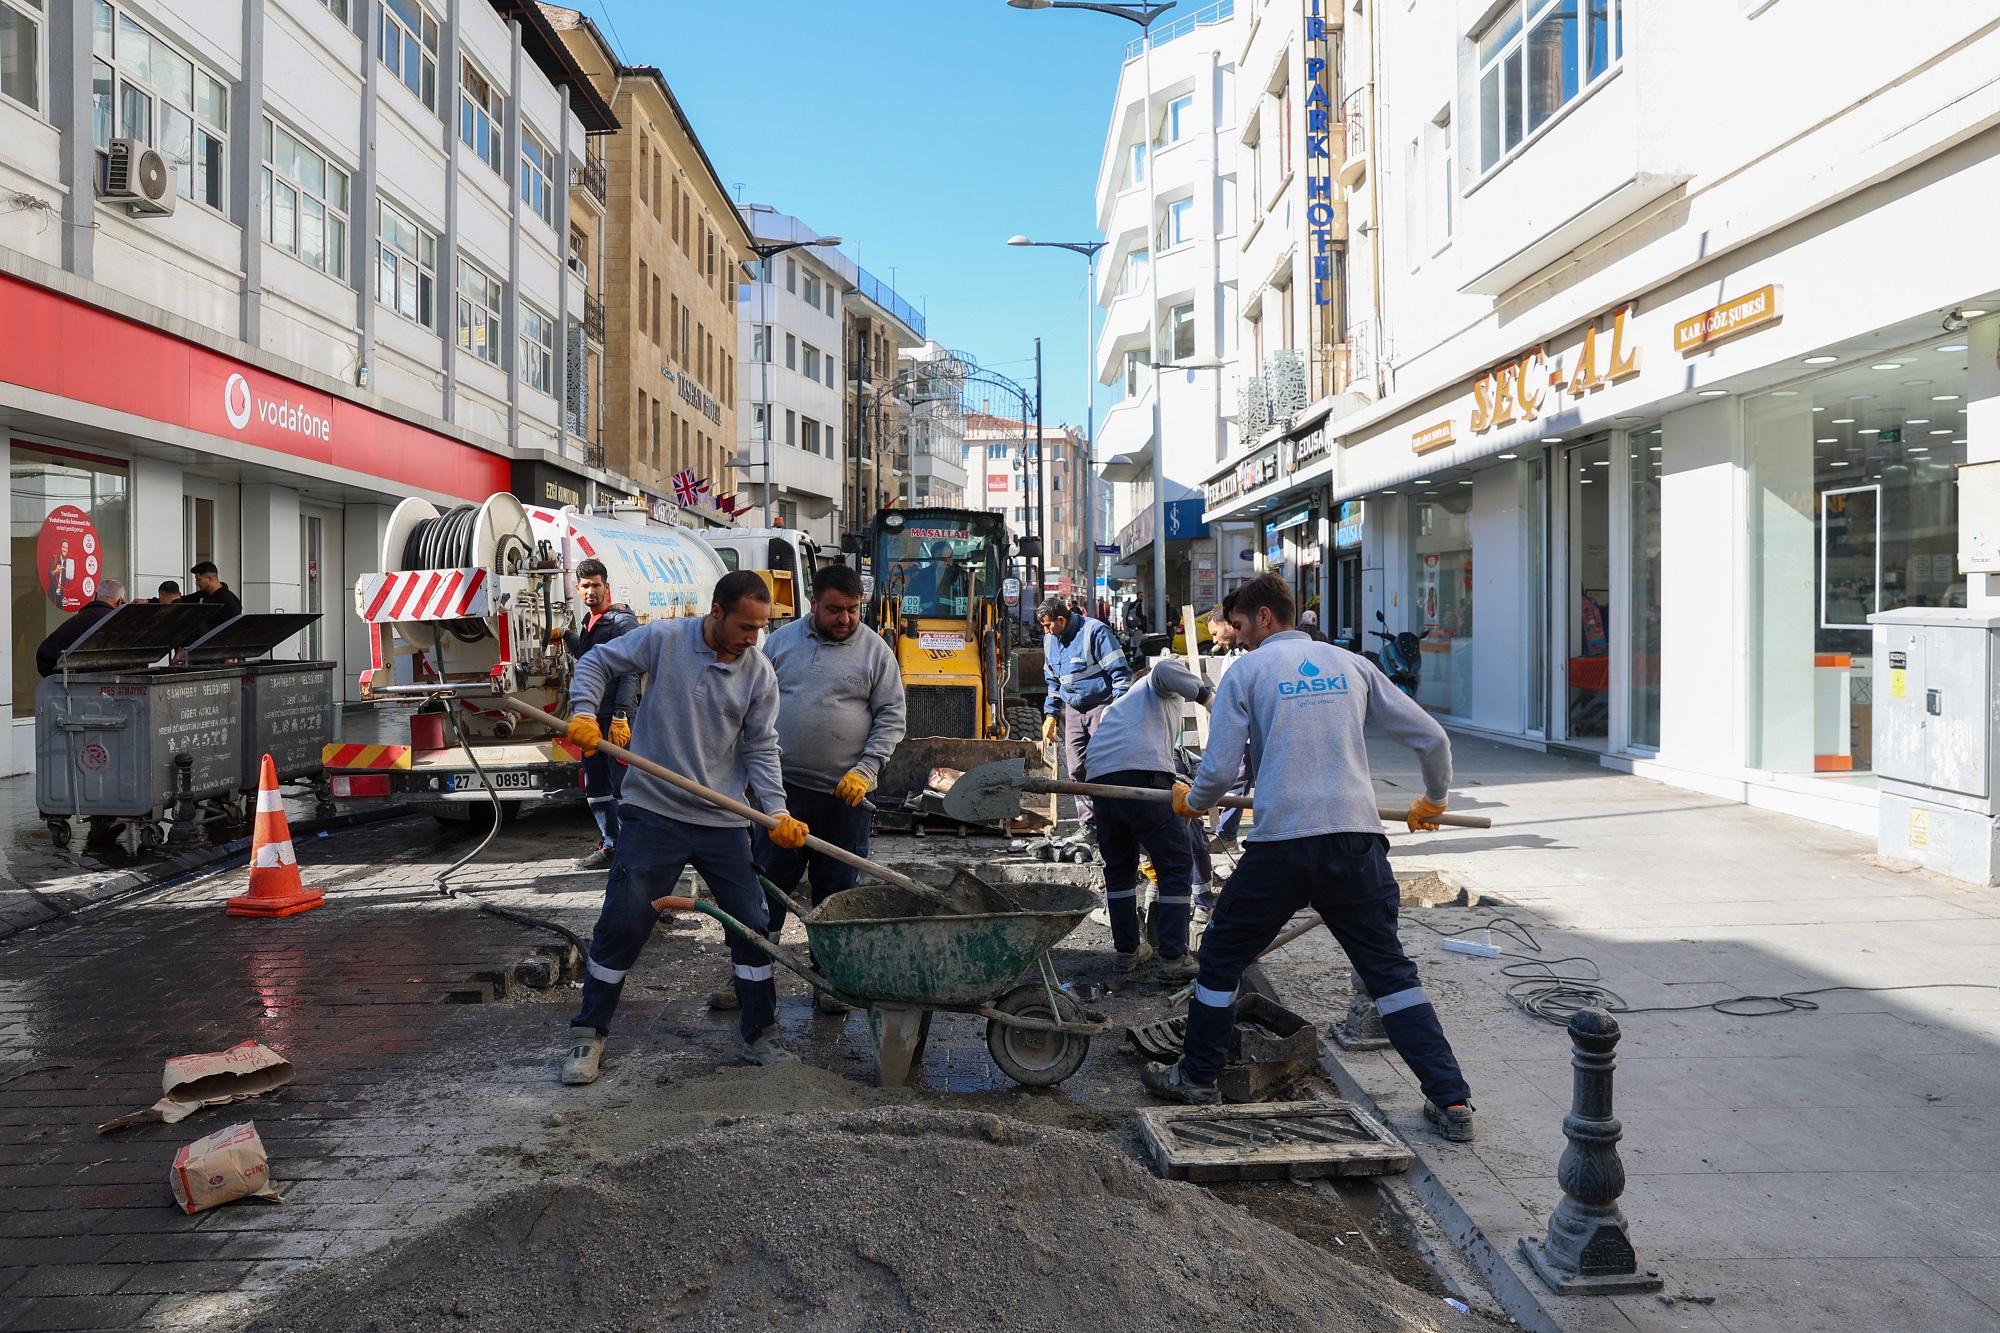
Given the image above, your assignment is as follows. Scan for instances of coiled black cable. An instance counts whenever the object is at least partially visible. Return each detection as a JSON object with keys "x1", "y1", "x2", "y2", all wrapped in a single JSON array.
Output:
[{"x1": 401, "y1": 506, "x2": 488, "y2": 642}]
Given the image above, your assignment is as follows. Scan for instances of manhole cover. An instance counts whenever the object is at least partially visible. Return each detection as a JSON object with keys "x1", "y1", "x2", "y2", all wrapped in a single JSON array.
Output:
[{"x1": 1136, "y1": 1100, "x2": 1414, "y2": 1181}]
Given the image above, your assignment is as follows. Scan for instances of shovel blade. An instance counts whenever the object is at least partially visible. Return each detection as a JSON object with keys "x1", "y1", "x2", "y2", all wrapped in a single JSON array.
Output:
[{"x1": 938, "y1": 757, "x2": 1030, "y2": 824}]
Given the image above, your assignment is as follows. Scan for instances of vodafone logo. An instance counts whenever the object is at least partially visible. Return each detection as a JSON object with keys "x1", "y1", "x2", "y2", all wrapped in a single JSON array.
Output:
[{"x1": 224, "y1": 373, "x2": 253, "y2": 429}]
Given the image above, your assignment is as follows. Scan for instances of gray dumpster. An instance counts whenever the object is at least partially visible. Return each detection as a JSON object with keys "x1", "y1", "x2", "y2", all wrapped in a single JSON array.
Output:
[
  {"x1": 35, "y1": 602, "x2": 238, "y2": 850},
  {"x1": 183, "y1": 613, "x2": 334, "y2": 788}
]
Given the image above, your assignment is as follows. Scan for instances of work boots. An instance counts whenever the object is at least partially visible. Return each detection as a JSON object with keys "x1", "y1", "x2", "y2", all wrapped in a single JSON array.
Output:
[
  {"x1": 1424, "y1": 1100, "x2": 1477, "y2": 1142},
  {"x1": 561, "y1": 1028, "x2": 605, "y2": 1086},
  {"x1": 1156, "y1": 952, "x2": 1199, "y2": 984},
  {"x1": 742, "y1": 1026, "x2": 799, "y2": 1066},
  {"x1": 1116, "y1": 942, "x2": 1156, "y2": 975},
  {"x1": 707, "y1": 983, "x2": 740, "y2": 1011},
  {"x1": 1142, "y1": 1059, "x2": 1220, "y2": 1105},
  {"x1": 573, "y1": 846, "x2": 614, "y2": 871}
]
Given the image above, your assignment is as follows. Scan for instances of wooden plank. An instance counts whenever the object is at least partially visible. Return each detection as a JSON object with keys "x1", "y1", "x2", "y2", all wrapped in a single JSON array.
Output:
[{"x1": 1135, "y1": 1099, "x2": 1414, "y2": 1182}]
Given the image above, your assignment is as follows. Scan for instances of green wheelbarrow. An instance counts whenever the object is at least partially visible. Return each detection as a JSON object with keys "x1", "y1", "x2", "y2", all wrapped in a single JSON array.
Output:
[{"x1": 651, "y1": 875, "x2": 1111, "y2": 1089}]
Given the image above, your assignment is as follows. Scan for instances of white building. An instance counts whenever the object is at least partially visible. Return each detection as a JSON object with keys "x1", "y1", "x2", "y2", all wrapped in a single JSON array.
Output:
[
  {"x1": 0, "y1": 0, "x2": 616, "y2": 773},
  {"x1": 1209, "y1": 0, "x2": 2000, "y2": 844},
  {"x1": 1091, "y1": 0, "x2": 1240, "y2": 626},
  {"x1": 965, "y1": 416, "x2": 1089, "y2": 597}
]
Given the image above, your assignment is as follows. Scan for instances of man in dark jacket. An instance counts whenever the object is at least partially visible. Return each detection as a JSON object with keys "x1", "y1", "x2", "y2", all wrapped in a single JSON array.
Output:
[
  {"x1": 36, "y1": 580, "x2": 127, "y2": 676},
  {"x1": 185, "y1": 562, "x2": 242, "y2": 616},
  {"x1": 564, "y1": 559, "x2": 639, "y2": 870}
]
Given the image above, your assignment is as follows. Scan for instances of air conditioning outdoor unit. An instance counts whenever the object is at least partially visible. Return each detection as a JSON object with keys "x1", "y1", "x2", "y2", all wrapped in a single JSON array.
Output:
[{"x1": 102, "y1": 139, "x2": 176, "y2": 216}]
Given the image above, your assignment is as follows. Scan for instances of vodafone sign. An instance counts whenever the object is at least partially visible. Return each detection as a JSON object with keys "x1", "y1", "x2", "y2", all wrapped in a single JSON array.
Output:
[{"x1": 192, "y1": 363, "x2": 336, "y2": 463}]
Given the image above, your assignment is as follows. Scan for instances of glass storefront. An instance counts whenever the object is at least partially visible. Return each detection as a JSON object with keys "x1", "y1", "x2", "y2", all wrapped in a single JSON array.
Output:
[
  {"x1": 1748, "y1": 349, "x2": 1968, "y2": 779},
  {"x1": 1564, "y1": 438, "x2": 1611, "y2": 739},
  {"x1": 11, "y1": 443, "x2": 130, "y2": 712},
  {"x1": 1410, "y1": 490, "x2": 1473, "y2": 715},
  {"x1": 1629, "y1": 424, "x2": 1662, "y2": 749}
]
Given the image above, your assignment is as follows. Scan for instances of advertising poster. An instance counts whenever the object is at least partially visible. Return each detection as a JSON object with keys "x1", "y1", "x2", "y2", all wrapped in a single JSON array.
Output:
[{"x1": 38, "y1": 505, "x2": 101, "y2": 612}]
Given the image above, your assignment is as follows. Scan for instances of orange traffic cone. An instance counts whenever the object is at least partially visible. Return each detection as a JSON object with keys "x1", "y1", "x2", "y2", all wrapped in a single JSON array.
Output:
[{"x1": 226, "y1": 754, "x2": 325, "y2": 918}]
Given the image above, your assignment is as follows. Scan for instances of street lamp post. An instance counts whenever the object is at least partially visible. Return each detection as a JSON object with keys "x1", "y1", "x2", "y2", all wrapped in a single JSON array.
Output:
[
  {"x1": 1006, "y1": 0, "x2": 1176, "y2": 631},
  {"x1": 744, "y1": 233, "x2": 844, "y2": 527},
  {"x1": 1006, "y1": 235, "x2": 1105, "y2": 609}
]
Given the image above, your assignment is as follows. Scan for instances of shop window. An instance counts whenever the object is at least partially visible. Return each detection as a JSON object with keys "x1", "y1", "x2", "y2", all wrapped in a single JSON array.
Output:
[
  {"x1": 1410, "y1": 492, "x2": 1473, "y2": 716},
  {"x1": 378, "y1": 0, "x2": 439, "y2": 113},
  {"x1": 264, "y1": 117, "x2": 349, "y2": 279},
  {"x1": 13, "y1": 443, "x2": 129, "y2": 713},
  {"x1": 1748, "y1": 352, "x2": 1968, "y2": 777},
  {"x1": 1629, "y1": 424, "x2": 1662, "y2": 749},
  {"x1": 1476, "y1": 0, "x2": 1622, "y2": 175}
]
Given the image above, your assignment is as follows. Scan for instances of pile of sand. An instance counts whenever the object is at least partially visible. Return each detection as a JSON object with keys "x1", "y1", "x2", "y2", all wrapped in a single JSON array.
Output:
[{"x1": 250, "y1": 1107, "x2": 1483, "y2": 1333}]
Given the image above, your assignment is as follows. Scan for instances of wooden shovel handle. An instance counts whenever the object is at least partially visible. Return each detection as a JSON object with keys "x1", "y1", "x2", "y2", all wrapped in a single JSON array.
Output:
[
  {"x1": 1025, "y1": 777, "x2": 1493, "y2": 829},
  {"x1": 502, "y1": 696, "x2": 942, "y2": 901}
]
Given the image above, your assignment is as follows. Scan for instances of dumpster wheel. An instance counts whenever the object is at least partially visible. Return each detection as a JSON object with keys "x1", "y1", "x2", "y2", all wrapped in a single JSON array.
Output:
[
  {"x1": 986, "y1": 983, "x2": 1090, "y2": 1087},
  {"x1": 45, "y1": 818, "x2": 70, "y2": 850}
]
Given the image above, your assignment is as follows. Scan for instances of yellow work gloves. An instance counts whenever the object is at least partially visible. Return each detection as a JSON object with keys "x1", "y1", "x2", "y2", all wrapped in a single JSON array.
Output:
[
  {"x1": 833, "y1": 769, "x2": 872, "y2": 807},
  {"x1": 1172, "y1": 781, "x2": 1210, "y2": 820},
  {"x1": 1041, "y1": 715, "x2": 1058, "y2": 745},
  {"x1": 771, "y1": 814, "x2": 810, "y2": 849},
  {"x1": 567, "y1": 714, "x2": 601, "y2": 755},
  {"x1": 1408, "y1": 796, "x2": 1448, "y2": 832},
  {"x1": 607, "y1": 718, "x2": 631, "y2": 749}
]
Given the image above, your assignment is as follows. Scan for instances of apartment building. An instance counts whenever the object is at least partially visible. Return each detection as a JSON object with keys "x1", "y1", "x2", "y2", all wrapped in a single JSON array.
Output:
[
  {"x1": 841, "y1": 268, "x2": 926, "y2": 533},
  {"x1": 1090, "y1": 0, "x2": 1240, "y2": 627},
  {"x1": 734, "y1": 205, "x2": 844, "y2": 539},
  {"x1": 0, "y1": 0, "x2": 614, "y2": 772},
  {"x1": 547, "y1": 8, "x2": 746, "y2": 521},
  {"x1": 965, "y1": 416, "x2": 1090, "y2": 598}
]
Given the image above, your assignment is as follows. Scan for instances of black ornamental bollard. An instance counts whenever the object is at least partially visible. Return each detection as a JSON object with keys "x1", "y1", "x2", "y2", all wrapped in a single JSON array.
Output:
[{"x1": 1519, "y1": 1007, "x2": 1662, "y2": 1295}]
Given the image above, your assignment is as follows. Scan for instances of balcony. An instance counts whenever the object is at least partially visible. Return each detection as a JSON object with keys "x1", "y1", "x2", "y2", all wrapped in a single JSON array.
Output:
[
  {"x1": 852, "y1": 266, "x2": 926, "y2": 340},
  {"x1": 573, "y1": 152, "x2": 607, "y2": 205},
  {"x1": 1122, "y1": 0, "x2": 1234, "y2": 62},
  {"x1": 582, "y1": 293, "x2": 606, "y2": 345}
]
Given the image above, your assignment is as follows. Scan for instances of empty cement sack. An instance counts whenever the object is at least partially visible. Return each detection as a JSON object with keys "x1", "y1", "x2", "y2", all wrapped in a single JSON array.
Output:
[
  {"x1": 171, "y1": 1121, "x2": 283, "y2": 1214},
  {"x1": 100, "y1": 1040, "x2": 294, "y2": 1134}
]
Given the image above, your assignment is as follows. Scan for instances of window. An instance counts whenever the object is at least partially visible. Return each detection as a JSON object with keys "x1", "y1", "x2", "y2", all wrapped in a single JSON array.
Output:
[
  {"x1": 1123, "y1": 350, "x2": 1145, "y2": 397},
  {"x1": 1, "y1": 0, "x2": 41, "y2": 111},
  {"x1": 802, "y1": 271, "x2": 821, "y2": 307},
  {"x1": 785, "y1": 409, "x2": 796, "y2": 447},
  {"x1": 785, "y1": 333, "x2": 797, "y2": 370},
  {"x1": 785, "y1": 257, "x2": 797, "y2": 293},
  {"x1": 1119, "y1": 248, "x2": 1149, "y2": 296},
  {"x1": 1427, "y1": 109, "x2": 1453, "y2": 251},
  {"x1": 1167, "y1": 92, "x2": 1194, "y2": 143},
  {"x1": 264, "y1": 118, "x2": 349, "y2": 278},
  {"x1": 521, "y1": 305, "x2": 555, "y2": 394},
  {"x1": 376, "y1": 199, "x2": 435, "y2": 327},
  {"x1": 460, "y1": 59, "x2": 503, "y2": 175},
  {"x1": 637, "y1": 139, "x2": 648, "y2": 205},
  {"x1": 650, "y1": 398, "x2": 661, "y2": 470},
  {"x1": 1165, "y1": 302, "x2": 1195, "y2": 362},
  {"x1": 94, "y1": 6, "x2": 226, "y2": 209},
  {"x1": 825, "y1": 353, "x2": 836, "y2": 388},
  {"x1": 752, "y1": 404, "x2": 768, "y2": 441},
  {"x1": 12, "y1": 444, "x2": 128, "y2": 713},
  {"x1": 318, "y1": 0, "x2": 349, "y2": 20},
  {"x1": 802, "y1": 344, "x2": 820, "y2": 381},
  {"x1": 679, "y1": 303, "x2": 689, "y2": 361},
  {"x1": 378, "y1": 0, "x2": 438, "y2": 112},
  {"x1": 802, "y1": 417, "x2": 820, "y2": 456},
  {"x1": 751, "y1": 326, "x2": 765, "y2": 362},
  {"x1": 521, "y1": 130, "x2": 555, "y2": 226},
  {"x1": 456, "y1": 257, "x2": 502, "y2": 363},
  {"x1": 1167, "y1": 197, "x2": 1194, "y2": 248},
  {"x1": 1478, "y1": 0, "x2": 1621, "y2": 173}
]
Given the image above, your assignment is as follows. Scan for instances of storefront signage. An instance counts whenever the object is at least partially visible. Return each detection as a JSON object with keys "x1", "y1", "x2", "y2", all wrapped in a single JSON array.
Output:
[
  {"x1": 1305, "y1": 0, "x2": 1338, "y2": 306},
  {"x1": 1293, "y1": 428, "x2": 1331, "y2": 469},
  {"x1": 1238, "y1": 448, "x2": 1279, "y2": 494},
  {"x1": 513, "y1": 459, "x2": 587, "y2": 512},
  {"x1": 1674, "y1": 284, "x2": 1783, "y2": 355},
  {"x1": 1334, "y1": 500, "x2": 1364, "y2": 549},
  {"x1": 1115, "y1": 498, "x2": 1210, "y2": 555},
  {"x1": 1468, "y1": 304, "x2": 1643, "y2": 436},
  {"x1": 987, "y1": 473, "x2": 1009, "y2": 492},
  {"x1": 1412, "y1": 420, "x2": 1456, "y2": 454},
  {"x1": 1272, "y1": 507, "x2": 1313, "y2": 532},
  {"x1": 1203, "y1": 471, "x2": 1240, "y2": 506},
  {"x1": 669, "y1": 367, "x2": 723, "y2": 424}
]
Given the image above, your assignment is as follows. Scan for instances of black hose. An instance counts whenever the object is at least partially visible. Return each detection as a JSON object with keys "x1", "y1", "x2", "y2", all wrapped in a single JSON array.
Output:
[
  {"x1": 478, "y1": 901, "x2": 587, "y2": 956},
  {"x1": 402, "y1": 506, "x2": 489, "y2": 641}
]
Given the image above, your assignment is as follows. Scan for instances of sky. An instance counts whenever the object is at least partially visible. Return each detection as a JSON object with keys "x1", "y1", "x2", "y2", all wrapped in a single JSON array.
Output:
[{"x1": 590, "y1": 0, "x2": 1132, "y2": 431}]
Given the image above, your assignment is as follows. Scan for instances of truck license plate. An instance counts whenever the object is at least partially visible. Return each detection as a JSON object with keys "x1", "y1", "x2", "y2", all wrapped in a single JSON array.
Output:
[{"x1": 448, "y1": 771, "x2": 538, "y2": 792}]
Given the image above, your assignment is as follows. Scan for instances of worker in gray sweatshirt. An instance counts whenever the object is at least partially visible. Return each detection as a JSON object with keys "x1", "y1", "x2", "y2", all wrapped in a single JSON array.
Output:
[
  {"x1": 559, "y1": 570, "x2": 810, "y2": 1084},
  {"x1": 1151, "y1": 573, "x2": 1475, "y2": 1142},
  {"x1": 708, "y1": 562, "x2": 906, "y2": 1017},
  {"x1": 1080, "y1": 655, "x2": 1213, "y2": 981}
]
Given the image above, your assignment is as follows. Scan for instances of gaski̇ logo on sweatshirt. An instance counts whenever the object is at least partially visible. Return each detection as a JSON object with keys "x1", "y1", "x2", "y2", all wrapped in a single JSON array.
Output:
[{"x1": 1278, "y1": 658, "x2": 1348, "y2": 696}]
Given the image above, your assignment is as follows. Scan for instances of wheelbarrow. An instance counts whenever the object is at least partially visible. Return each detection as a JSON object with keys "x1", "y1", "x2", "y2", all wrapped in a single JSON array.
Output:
[
  {"x1": 653, "y1": 874, "x2": 1111, "y2": 1088},
  {"x1": 501, "y1": 695, "x2": 1111, "y2": 1088}
]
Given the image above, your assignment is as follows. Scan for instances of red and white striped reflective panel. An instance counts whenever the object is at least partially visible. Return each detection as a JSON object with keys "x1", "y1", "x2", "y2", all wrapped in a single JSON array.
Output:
[{"x1": 357, "y1": 568, "x2": 489, "y2": 622}]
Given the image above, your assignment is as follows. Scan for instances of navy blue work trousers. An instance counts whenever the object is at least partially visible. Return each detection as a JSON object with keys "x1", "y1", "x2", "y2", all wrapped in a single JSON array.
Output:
[
  {"x1": 1182, "y1": 832, "x2": 1470, "y2": 1109},
  {"x1": 581, "y1": 751, "x2": 624, "y2": 849},
  {"x1": 572, "y1": 805, "x2": 774, "y2": 1041},
  {"x1": 754, "y1": 782, "x2": 871, "y2": 935},
  {"x1": 1091, "y1": 769, "x2": 1195, "y2": 960},
  {"x1": 1214, "y1": 752, "x2": 1256, "y2": 842}
]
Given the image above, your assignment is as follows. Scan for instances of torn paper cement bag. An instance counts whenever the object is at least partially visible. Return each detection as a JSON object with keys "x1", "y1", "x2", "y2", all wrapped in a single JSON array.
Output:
[
  {"x1": 99, "y1": 1040, "x2": 293, "y2": 1134},
  {"x1": 170, "y1": 1121, "x2": 282, "y2": 1214}
]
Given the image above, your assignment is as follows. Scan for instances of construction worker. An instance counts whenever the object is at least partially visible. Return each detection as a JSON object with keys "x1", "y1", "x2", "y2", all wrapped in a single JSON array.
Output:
[
  {"x1": 1151, "y1": 573, "x2": 1475, "y2": 1142},
  {"x1": 560, "y1": 570, "x2": 809, "y2": 1084},
  {"x1": 712, "y1": 563, "x2": 906, "y2": 1017},
  {"x1": 1038, "y1": 595, "x2": 1131, "y2": 826},
  {"x1": 1205, "y1": 605, "x2": 1254, "y2": 856},
  {"x1": 1080, "y1": 657, "x2": 1211, "y2": 981},
  {"x1": 564, "y1": 559, "x2": 638, "y2": 871}
]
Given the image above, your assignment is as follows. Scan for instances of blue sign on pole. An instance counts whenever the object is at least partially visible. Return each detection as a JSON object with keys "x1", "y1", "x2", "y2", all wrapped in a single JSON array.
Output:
[{"x1": 1095, "y1": 543, "x2": 1120, "y2": 555}]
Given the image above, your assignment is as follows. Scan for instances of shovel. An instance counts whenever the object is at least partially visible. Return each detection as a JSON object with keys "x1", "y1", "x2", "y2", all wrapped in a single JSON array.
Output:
[
  {"x1": 503, "y1": 696, "x2": 951, "y2": 906},
  {"x1": 938, "y1": 758, "x2": 1494, "y2": 830}
]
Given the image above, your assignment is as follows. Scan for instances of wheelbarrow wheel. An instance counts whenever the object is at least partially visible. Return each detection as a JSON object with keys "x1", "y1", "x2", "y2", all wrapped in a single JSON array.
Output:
[{"x1": 986, "y1": 984, "x2": 1089, "y2": 1087}]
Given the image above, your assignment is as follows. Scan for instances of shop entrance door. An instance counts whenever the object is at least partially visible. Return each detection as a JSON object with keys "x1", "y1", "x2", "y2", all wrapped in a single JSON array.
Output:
[
  {"x1": 1334, "y1": 552, "x2": 1361, "y2": 652},
  {"x1": 1561, "y1": 439, "x2": 1613, "y2": 744}
]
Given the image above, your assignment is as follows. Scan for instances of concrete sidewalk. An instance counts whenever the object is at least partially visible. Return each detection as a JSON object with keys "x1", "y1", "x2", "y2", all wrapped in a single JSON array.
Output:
[{"x1": 1256, "y1": 733, "x2": 2000, "y2": 1332}]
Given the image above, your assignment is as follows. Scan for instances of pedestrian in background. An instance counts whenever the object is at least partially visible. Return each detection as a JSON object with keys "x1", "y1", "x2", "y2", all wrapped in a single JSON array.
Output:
[
  {"x1": 154, "y1": 581, "x2": 181, "y2": 604},
  {"x1": 560, "y1": 571, "x2": 809, "y2": 1084},
  {"x1": 184, "y1": 562, "x2": 241, "y2": 616},
  {"x1": 1038, "y1": 596, "x2": 1131, "y2": 828},
  {"x1": 564, "y1": 558, "x2": 638, "y2": 871},
  {"x1": 35, "y1": 579, "x2": 126, "y2": 676}
]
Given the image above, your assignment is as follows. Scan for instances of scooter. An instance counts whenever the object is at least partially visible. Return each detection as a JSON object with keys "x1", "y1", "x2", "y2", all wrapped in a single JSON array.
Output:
[{"x1": 1364, "y1": 610, "x2": 1427, "y2": 696}]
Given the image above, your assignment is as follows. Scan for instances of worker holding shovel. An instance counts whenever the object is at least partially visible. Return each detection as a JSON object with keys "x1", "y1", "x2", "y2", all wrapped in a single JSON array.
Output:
[
  {"x1": 559, "y1": 570, "x2": 810, "y2": 1084},
  {"x1": 1151, "y1": 573, "x2": 1476, "y2": 1142}
]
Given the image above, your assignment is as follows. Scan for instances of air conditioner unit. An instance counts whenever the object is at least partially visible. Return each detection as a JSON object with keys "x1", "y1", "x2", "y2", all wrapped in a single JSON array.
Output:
[{"x1": 102, "y1": 139, "x2": 176, "y2": 216}]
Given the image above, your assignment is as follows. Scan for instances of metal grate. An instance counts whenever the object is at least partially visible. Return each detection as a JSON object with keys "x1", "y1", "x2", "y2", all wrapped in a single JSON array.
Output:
[
  {"x1": 907, "y1": 685, "x2": 978, "y2": 739},
  {"x1": 1137, "y1": 1100, "x2": 1413, "y2": 1181}
]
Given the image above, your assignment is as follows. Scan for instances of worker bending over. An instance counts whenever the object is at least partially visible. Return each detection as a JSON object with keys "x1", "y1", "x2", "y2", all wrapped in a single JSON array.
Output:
[
  {"x1": 714, "y1": 564, "x2": 906, "y2": 1017},
  {"x1": 1039, "y1": 596, "x2": 1132, "y2": 826},
  {"x1": 564, "y1": 558, "x2": 638, "y2": 871},
  {"x1": 560, "y1": 571, "x2": 809, "y2": 1084},
  {"x1": 1082, "y1": 657, "x2": 1211, "y2": 981},
  {"x1": 1153, "y1": 573, "x2": 1475, "y2": 1141}
]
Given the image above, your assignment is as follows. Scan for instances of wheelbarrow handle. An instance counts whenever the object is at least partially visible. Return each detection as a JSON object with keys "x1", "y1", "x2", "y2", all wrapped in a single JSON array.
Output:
[
  {"x1": 504, "y1": 696, "x2": 943, "y2": 901},
  {"x1": 649, "y1": 894, "x2": 853, "y2": 1005},
  {"x1": 1025, "y1": 777, "x2": 1494, "y2": 829}
]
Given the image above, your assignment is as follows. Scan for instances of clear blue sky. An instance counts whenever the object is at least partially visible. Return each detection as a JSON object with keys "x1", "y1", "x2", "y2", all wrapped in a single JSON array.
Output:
[{"x1": 591, "y1": 0, "x2": 1131, "y2": 431}]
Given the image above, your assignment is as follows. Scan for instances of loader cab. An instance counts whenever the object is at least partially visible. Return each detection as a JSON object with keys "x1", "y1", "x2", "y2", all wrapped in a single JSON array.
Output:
[{"x1": 867, "y1": 508, "x2": 1012, "y2": 741}]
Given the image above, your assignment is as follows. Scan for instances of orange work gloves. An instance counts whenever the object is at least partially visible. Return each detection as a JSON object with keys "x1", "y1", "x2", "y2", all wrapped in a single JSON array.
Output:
[
  {"x1": 833, "y1": 769, "x2": 872, "y2": 807},
  {"x1": 1041, "y1": 715, "x2": 1058, "y2": 745},
  {"x1": 606, "y1": 718, "x2": 631, "y2": 749},
  {"x1": 1172, "y1": 781, "x2": 1210, "y2": 821},
  {"x1": 1407, "y1": 796, "x2": 1448, "y2": 832},
  {"x1": 770, "y1": 814, "x2": 810, "y2": 849},
  {"x1": 567, "y1": 714, "x2": 601, "y2": 755}
]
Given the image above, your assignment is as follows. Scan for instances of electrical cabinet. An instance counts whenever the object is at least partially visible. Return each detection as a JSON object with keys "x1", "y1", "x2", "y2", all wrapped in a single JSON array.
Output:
[{"x1": 1870, "y1": 608, "x2": 2000, "y2": 883}]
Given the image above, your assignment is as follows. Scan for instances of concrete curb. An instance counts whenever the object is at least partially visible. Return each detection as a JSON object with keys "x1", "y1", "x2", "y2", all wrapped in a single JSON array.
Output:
[{"x1": 0, "y1": 807, "x2": 415, "y2": 943}]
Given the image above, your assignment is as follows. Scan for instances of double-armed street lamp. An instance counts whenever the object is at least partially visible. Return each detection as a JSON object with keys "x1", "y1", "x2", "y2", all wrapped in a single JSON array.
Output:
[{"x1": 735, "y1": 234, "x2": 844, "y2": 527}]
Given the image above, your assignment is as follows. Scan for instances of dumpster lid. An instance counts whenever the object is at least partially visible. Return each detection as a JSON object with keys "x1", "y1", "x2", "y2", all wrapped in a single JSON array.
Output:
[
  {"x1": 52, "y1": 602, "x2": 236, "y2": 671},
  {"x1": 182, "y1": 612, "x2": 325, "y2": 665}
]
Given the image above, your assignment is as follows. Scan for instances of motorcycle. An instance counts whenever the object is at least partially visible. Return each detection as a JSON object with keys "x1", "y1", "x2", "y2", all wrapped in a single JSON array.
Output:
[{"x1": 1364, "y1": 610, "x2": 1427, "y2": 696}]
